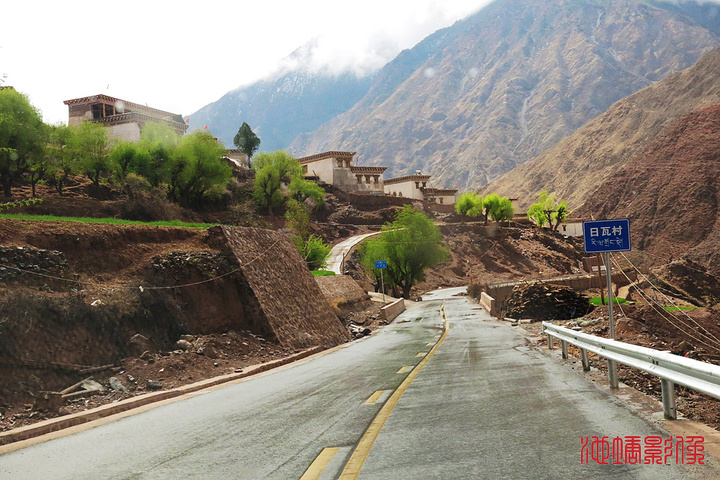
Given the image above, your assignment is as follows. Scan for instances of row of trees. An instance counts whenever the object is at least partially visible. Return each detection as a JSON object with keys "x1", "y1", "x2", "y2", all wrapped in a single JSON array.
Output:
[
  {"x1": 455, "y1": 192, "x2": 514, "y2": 223},
  {"x1": 0, "y1": 88, "x2": 233, "y2": 207},
  {"x1": 454, "y1": 189, "x2": 569, "y2": 232}
]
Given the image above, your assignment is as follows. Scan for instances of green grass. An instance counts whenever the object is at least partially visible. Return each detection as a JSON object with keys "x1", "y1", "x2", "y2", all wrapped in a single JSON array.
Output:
[
  {"x1": 0, "y1": 213, "x2": 216, "y2": 229},
  {"x1": 589, "y1": 297, "x2": 627, "y2": 306},
  {"x1": 311, "y1": 270, "x2": 336, "y2": 277},
  {"x1": 664, "y1": 306, "x2": 697, "y2": 312}
]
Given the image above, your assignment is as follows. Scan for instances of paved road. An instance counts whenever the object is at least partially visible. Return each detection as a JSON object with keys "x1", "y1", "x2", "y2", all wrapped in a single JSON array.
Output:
[
  {"x1": 0, "y1": 288, "x2": 712, "y2": 479},
  {"x1": 327, "y1": 232, "x2": 382, "y2": 274}
]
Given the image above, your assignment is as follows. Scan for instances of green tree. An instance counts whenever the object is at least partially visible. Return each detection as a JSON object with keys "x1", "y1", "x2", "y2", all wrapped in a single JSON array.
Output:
[
  {"x1": 480, "y1": 194, "x2": 506, "y2": 225},
  {"x1": 109, "y1": 140, "x2": 151, "y2": 180},
  {"x1": 527, "y1": 190, "x2": 568, "y2": 231},
  {"x1": 288, "y1": 176, "x2": 325, "y2": 205},
  {"x1": 455, "y1": 192, "x2": 482, "y2": 222},
  {"x1": 489, "y1": 196, "x2": 514, "y2": 223},
  {"x1": 166, "y1": 131, "x2": 231, "y2": 207},
  {"x1": 0, "y1": 89, "x2": 46, "y2": 197},
  {"x1": 285, "y1": 198, "x2": 312, "y2": 239},
  {"x1": 292, "y1": 234, "x2": 331, "y2": 271},
  {"x1": 139, "y1": 121, "x2": 180, "y2": 187},
  {"x1": 252, "y1": 150, "x2": 304, "y2": 215},
  {"x1": 233, "y1": 122, "x2": 261, "y2": 159},
  {"x1": 67, "y1": 121, "x2": 111, "y2": 187},
  {"x1": 360, "y1": 206, "x2": 450, "y2": 298},
  {"x1": 45, "y1": 124, "x2": 75, "y2": 195}
]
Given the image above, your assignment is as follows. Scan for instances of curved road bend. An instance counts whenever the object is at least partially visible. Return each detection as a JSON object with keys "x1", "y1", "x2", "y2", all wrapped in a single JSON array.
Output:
[
  {"x1": 327, "y1": 232, "x2": 382, "y2": 274},
  {"x1": 0, "y1": 288, "x2": 713, "y2": 479}
]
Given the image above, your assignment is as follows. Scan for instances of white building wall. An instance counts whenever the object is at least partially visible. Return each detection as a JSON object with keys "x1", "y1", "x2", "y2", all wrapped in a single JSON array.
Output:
[
  {"x1": 303, "y1": 157, "x2": 336, "y2": 184},
  {"x1": 108, "y1": 123, "x2": 141, "y2": 142},
  {"x1": 559, "y1": 222, "x2": 584, "y2": 237},
  {"x1": 384, "y1": 180, "x2": 425, "y2": 200}
]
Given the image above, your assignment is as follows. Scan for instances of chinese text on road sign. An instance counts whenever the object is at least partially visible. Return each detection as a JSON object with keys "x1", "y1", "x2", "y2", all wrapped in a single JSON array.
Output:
[
  {"x1": 583, "y1": 219, "x2": 631, "y2": 253},
  {"x1": 375, "y1": 260, "x2": 387, "y2": 269}
]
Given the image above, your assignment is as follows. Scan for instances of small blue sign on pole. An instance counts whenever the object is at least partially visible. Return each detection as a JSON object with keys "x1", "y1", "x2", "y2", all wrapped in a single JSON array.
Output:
[
  {"x1": 583, "y1": 219, "x2": 631, "y2": 253},
  {"x1": 375, "y1": 260, "x2": 387, "y2": 269}
]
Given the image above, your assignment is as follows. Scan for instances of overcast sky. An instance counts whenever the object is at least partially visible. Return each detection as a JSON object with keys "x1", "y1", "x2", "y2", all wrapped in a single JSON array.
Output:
[{"x1": 1, "y1": 0, "x2": 489, "y2": 125}]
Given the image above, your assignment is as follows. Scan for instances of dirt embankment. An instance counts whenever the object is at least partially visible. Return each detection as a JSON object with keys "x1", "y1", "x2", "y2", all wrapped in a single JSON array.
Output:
[
  {"x1": 0, "y1": 219, "x2": 349, "y2": 432},
  {"x1": 417, "y1": 223, "x2": 586, "y2": 293}
]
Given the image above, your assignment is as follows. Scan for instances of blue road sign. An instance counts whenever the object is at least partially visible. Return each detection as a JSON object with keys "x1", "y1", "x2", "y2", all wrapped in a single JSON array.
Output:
[
  {"x1": 375, "y1": 260, "x2": 387, "y2": 269},
  {"x1": 583, "y1": 219, "x2": 631, "y2": 253}
]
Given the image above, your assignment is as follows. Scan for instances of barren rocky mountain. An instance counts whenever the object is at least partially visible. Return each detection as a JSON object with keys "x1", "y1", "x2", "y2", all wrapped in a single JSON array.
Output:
[
  {"x1": 576, "y1": 102, "x2": 720, "y2": 275},
  {"x1": 188, "y1": 41, "x2": 375, "y2": 151},
  {"x1": 486, "y1": 45, "x2": 720, "y2": 210},
  {"x1": 290, "y1": 0, "x2": 720, "y2": 190}
]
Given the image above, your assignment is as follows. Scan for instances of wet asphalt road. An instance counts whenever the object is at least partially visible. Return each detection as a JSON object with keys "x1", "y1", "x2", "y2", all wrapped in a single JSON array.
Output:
[{"x1": 0, "y1": 288, "x2": 712, "y2": 479}]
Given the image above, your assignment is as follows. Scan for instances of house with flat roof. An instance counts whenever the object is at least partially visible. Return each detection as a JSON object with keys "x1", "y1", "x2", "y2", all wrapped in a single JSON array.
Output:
[
  {"x1": 63, "y1": 94, "x2": 188, "y2": 141},
  {"x1": 296, "y1": 151, "x2": 387, "y2": 194},
  {"x1": 383, "y1": 173, "x2": 457, "y2": 205}
]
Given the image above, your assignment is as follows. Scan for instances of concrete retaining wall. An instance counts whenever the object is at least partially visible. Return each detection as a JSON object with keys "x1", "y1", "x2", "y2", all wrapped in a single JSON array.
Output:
[
  {"x1": 381, "y1": 298, "x2": 406, "y2": 322},
  {"x1": 480, "y1": 292, "x2": 495, "y2": 314}
]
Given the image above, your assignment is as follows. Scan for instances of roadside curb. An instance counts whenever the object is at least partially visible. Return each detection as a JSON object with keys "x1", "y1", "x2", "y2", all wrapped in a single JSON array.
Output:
[{"x1": 0, "y1": 346, "x2": 323, "y2": 447}]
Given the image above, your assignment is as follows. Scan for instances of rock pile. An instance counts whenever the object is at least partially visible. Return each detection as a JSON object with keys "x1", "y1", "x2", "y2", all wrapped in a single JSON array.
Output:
[
  {"x1": 0, "y1": 246, "x2": 68, "y2": 280},
  {"x1": 151, "y1": 251, "x2": 235, "y2": 278},
  {"x1": 501, "y1": 283, "x2": 594, "y2": 321}
]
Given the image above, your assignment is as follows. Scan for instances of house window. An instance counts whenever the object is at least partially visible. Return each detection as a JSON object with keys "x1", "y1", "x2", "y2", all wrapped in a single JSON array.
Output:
[
  {"x1": 439, "y1": 198, "x2": 444, "y2": 204},
  {"x1": 91, "y1": 104, "x2": 104, "y2": 119},
  {"x1": 399, "y1": 192, "x2": 403, "y2": 197}
]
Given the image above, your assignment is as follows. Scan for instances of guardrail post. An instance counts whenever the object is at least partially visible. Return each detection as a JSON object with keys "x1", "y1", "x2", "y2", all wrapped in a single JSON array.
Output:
[
  {"x1": 661, "y1": 379, "x2": 677, "y2": 420},
  {"x1": 608, "y1": 360, "x2": 619, "y2": 389},
  {"x1": 580, "y1": 348, "x2": 590, "y2": 371},
  {"x1": 548, "y1": 335, "x2": 554, "y2": 350},
  {"x1": 560, "y1": 340, "x2": 568, "y2": 359}
]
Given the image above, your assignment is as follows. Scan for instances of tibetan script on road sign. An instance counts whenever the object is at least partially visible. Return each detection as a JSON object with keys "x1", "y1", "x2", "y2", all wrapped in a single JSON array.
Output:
[{"x1": 583, "y1": 219, "x2": 631, "y2": 253}]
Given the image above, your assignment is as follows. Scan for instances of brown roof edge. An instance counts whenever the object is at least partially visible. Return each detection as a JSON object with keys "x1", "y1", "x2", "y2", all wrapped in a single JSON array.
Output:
[
  {"x1": 384, "y1": 174, "x2": 432, "y2": 185},
  {"x1": 350, "y1": 166, "x2": 387, "y2": 173},
  {"x1": 423, "y1": 188, "x2": 458, "y2": 195},
  {"x1": 63, "y1": 94, "x2": 183, "y2": 120},
  {"x1": 296, "y1": 151, "x2": 357, "y2": 164}
]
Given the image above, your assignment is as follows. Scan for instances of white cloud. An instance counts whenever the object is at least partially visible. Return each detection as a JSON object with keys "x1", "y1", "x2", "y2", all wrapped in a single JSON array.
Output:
[{"x1": 0, "y1": 0, "x2": 486, "y2": 124}]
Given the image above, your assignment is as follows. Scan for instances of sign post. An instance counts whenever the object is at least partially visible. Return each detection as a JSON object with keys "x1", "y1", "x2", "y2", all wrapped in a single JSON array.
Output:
[
  {"x1": 375, "y1": 260, "x2": 388, "y2": 304},
  {"x1": 583, "y1": 219, "x2": 631, "y2": 389}
]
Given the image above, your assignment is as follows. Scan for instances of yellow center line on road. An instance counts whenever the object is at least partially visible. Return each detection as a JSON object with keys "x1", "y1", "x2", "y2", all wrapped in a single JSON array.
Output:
[
  {"x1": 300, "y1": 447, "x2": 340, "y2": 480},
  {"x1": 364, "y1": 390, "x2": 387, "y2": 405},
  {"x1": 426, "y1": 342, "x2": 435, "y2": 346},
  {"x1": 396, "y1": 366, "x2": 412, "y2": 374},
  {"x1": 416, "y1": 352, "x2": 428, "y2": 357},
  {"x1": 339, "y1": 301, "x2": 450, "y2": 479}
]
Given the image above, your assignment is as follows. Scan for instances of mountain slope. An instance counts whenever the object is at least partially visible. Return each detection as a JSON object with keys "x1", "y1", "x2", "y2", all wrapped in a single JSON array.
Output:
[
  {"x1": 289, "y1": 0, "x2": 720, "y2": 188},
  {"x1": 576, "y1": 103, "x2": 720, "y2": 274},
  {"x1": 188, "y1": 43, "x2": 376, "y2": 150},
  {"x1": 486, "y1": 45, "x2": 720, "y2": 209}
]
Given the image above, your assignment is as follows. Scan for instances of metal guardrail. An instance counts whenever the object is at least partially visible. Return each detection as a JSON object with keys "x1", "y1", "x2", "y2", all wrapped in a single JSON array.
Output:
[{"x1": 542, "y1": 322, "x2": 720, "y2": 420}]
